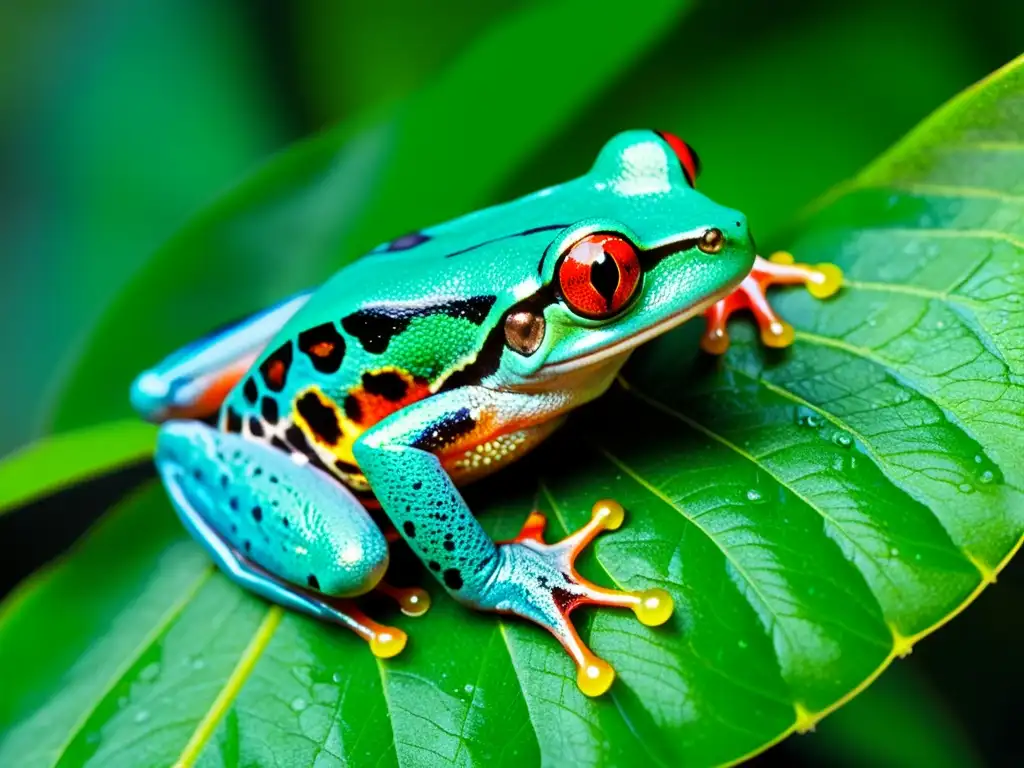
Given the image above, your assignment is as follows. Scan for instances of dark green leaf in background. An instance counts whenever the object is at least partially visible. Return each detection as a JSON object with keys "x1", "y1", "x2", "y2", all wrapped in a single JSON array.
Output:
[
  {"x1": 50, "y1": 0, "x2": 688, "y2": 432},
  {"x1": 1, "y1": 39, "x2": 1020, "y2": 768},
  {"x1": 0, "y1": 0, "x2": 286, "y2": 457}
]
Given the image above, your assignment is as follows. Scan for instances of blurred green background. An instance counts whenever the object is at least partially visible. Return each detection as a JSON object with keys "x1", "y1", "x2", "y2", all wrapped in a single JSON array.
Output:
[{"x1": 0, "y1": 0, "x2": 1020, "y2": 764}]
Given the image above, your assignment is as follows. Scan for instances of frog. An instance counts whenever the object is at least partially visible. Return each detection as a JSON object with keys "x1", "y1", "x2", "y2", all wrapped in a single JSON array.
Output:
[{"x1": 131, "y1": 130, "x2": 841, "y2": 696}]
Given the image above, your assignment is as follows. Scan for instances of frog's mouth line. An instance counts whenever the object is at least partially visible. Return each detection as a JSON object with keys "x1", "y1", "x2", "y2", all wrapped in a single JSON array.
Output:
[{"x1": 534, "y1": 284, "x2": 735, "y2": 379}]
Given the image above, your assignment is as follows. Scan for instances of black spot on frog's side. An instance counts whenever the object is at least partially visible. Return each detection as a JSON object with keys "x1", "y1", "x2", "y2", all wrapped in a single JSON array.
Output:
[
  {"x1": 259, "y1": 342, "x2": 293, "y2": 392},
  {"x1": 342, "y1": 296, "x2": 497, "y2": 354},
  {"x1": 242, "y1": 377, "x2": 258, "y2": 405},
  {"x1": 342, "y1": 310, "x2": 411, "y2": 354},
  {"x1": 298, "y1": 322, "x2": 346, "y2": 373},
  {"x1": 403, "y1": 521, "x2": 416, "y2": 538},
  {"x1": 261, "y1": 396, "x2": 279, "y2": 425},
  {"x1": 411, "y1": 407, "x2": 476, "y2": 453},
  {"x1": 443, "y1": 568, "x2": 463, "y2": 590},
  {"x1": 281, "y1": 424, "x2": 333, "y2": 477},
  {"x1": 225, "y1": 407, "x2": 243, "y2": 433},
  {"x1": 295, "y1": 393, "x2": 343, "y2": 445},
  {"x1": 362, "y1": 371, "x2": 408, "y2": 401},
  {"x1": 307, "y1": 574, "x2": 320, "y2": 590},
  {"x1": 344, "y1": 395, "x2": 363, "y2": 422}
]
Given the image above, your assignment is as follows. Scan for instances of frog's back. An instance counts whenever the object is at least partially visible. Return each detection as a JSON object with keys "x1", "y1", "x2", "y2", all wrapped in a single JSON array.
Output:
[{"x1": 218, "y1": 177, "x2": 595, "y2": 497}]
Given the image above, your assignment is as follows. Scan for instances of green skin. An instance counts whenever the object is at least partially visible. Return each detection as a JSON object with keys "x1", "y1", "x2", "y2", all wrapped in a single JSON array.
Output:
[{"x1": 133, "y1": 130, "x2": 755, "y2": 673}]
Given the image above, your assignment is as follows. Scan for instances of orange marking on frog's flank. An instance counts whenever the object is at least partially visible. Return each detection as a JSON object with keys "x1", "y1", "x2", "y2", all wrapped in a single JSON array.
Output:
[
  {"x1": 266, "y1": 359, "x2": 286, "y2": 389},
  {"x1": 346, "y1": 367, "x2": 433, "y2": 428},
  {"x1": 291, "y1": 368, "x2": 434, "y2": 480},
  {"x1": 309, "y1": 341, "x2": 335, "y2": 358},
  {"x1": 165, "y1": 354, "x2": 257, "y2": 420}
]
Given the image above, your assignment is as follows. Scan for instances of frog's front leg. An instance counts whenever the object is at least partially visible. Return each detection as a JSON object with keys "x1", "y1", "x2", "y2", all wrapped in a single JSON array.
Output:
[
  {"x1": 156, "y1": 420, "x2": 407, "y2": 657},
  {"x1": 701, "y1": 253, "x2": 843, "y2": 354},
  {"x1": 353, "y1": 386, "x2": 673, "y2": 696}
]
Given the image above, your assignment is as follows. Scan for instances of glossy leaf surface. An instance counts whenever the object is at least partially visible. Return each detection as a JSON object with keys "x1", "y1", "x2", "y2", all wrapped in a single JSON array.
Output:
[
  {"x1": 2, "y1": 48, "x2": 1022, "y2": 768},
  {"x1": 0, "y1": 421, "x2": 156, "y2": 515}
]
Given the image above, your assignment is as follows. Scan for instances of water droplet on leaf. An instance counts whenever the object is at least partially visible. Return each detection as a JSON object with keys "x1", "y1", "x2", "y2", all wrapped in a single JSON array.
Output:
[
  {"x1": 139, "y1": 663, "x2": 160, "y2": 683},
  {"x1": 833, "y1": 432, "x2": 853, "y2": 448}
]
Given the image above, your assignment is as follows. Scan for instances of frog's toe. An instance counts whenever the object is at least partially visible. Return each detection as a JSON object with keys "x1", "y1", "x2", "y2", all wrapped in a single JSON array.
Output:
[
  {"x1": 701, "y1": 253, "x2": 843, "y2": 354},
  {"x1": 375, "y1": 581, "x2": 432, "y2": 617},
  {"x1": 492, "y1": 500, "x2": 674, "y2": 697}
]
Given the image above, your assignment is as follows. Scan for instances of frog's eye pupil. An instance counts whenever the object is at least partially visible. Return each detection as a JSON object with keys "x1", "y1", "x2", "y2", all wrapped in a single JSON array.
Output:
[
  {"x1": 656, "y1": 131, "x2": 701, "y2": 187},
  {"x1": 557, "y1": 234, "x2": 641, "y2": 319}
]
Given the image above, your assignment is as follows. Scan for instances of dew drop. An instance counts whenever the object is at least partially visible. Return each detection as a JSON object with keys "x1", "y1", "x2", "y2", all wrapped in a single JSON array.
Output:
[
  {"x1": 958, "y1": 483, "x2": 975, "y2": 494},
  {"x1": 746, "y1": 489, "x2": 763, "y2": 503},
  {"x1": 806, "y1": 414, "x2": 822, "y2": 428},
  {"x1": 890, "y1": 547, "x2": 900, "y2": 557},
  {"x1": 979, "y1": 470, "x2": 994, "y2": 485},
  {"x1": 914, "y1": 553, "x2": 922, "y2": 562},
  {"x1": 291, "y1": 697, "x2": 308, "y2": 712},
  {"x1": 133, "y1": 710, "x2": 150, "y2": 724},
  {"x1": 191, "y1": 656, "x2": 206, "y2": 671},
  {"x1": 464, "y1": 683, "x2": 475, "y2": 694},
  {"x1": 738, "y1": 639, "x2": 749, "y2": 649},
  {"x1": 139, "y1": 663, "x2": 161, "y2": 683},
  {"x1": 332, "y1": 671, "x2": 344, "y2": 684},
  {"x1": 1007, "y1": 294, "x2": 1021, "y2": 304},
  {"x1": 935, "y1": 320, "x2": 945, "y2": 329},
  {"x1": 974, "y1": 454, "x2": 983, "y2": 464},
  {"x1": 833, "y1": 432, "x2": 853, "y2": 448}
]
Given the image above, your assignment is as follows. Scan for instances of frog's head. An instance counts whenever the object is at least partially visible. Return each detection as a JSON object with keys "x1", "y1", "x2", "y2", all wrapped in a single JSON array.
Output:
[{"x1": 494, "y1": 130, "x2": 755, "y2": 385}]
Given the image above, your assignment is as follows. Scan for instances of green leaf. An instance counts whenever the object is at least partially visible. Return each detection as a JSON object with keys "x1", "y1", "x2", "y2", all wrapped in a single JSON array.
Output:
[
  {"x1": 50, "y1": 0, "x2": 687, "y2": 432},
  {"x1": 3, "y1": 48, "x2": 1022, "y2": 768},
  {"x1": 0, "y1": 0, "x2": 284, "y2": 456},
  {"x1": 0, "y1": 421, "x2": 157, "y2": 515}
]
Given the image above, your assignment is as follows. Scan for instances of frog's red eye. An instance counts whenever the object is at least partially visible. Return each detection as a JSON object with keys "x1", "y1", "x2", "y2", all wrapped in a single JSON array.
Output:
[
  {"x1": 657, "y1": 131, "x2": 701, "y2": 187},
  {"x1": 557, "y1": 234, "x2": 641, "y2": 319}
]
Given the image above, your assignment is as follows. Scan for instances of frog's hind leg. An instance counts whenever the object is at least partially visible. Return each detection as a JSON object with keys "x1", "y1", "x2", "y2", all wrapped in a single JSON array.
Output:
[
  {"x1": 131, "y1": 289, "x2": 312, "y2": 422},
  {"x1": 701, "y1": 253, "x2": 842, "y2": 354},
  {"x1": 156, "y1": 420, "x2": 406, "y2": 657}
]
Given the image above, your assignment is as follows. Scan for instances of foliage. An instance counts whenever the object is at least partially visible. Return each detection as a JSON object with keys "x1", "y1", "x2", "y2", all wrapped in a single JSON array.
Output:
[{"x1": 1, "y1": 2, "x2": 1022, "y2": 766}]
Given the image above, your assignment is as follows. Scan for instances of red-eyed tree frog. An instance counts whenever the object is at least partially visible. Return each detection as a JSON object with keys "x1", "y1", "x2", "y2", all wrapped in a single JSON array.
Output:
[{"x1": 131, "y1": 131, "x2": 841, "y2": 696}]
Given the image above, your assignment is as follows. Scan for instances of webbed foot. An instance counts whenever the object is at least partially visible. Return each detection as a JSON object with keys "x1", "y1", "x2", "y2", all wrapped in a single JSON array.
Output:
[
  {"x1": 702, "y1": 252, "x2": 842, "y2": 354},
  {"x1": 487, "y1": 500, "x2": 673, "y2": 696}
]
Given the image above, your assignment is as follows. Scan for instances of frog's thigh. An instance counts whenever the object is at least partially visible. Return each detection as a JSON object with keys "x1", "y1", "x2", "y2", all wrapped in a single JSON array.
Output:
[{"x1": 156, "y1": 420, "x2": 388, "y2": 603}]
